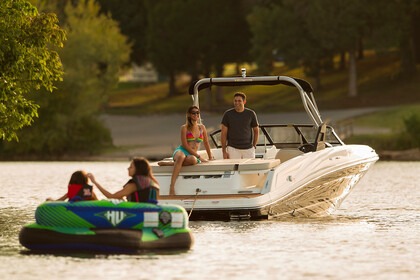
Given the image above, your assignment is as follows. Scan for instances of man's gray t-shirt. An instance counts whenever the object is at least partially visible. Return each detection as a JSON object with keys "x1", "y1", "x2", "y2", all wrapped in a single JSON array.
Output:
[{"x1": 221, "y1": 108, "x2": 259, "y2": 149}]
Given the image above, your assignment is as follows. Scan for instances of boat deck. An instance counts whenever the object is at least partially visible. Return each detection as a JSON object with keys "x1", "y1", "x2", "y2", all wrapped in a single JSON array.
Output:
[
  {"x1": 151, "y1": 158, "x2": 280, "y2": 174},
  {"x1": 159, "y1": 193, "x2": 263, "y2": 200}
]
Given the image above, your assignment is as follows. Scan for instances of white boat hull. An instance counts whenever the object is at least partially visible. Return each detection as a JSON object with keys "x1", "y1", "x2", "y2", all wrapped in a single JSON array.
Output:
[{"x1": 153, "y1": 145, "x2": 378, "y2": 220}]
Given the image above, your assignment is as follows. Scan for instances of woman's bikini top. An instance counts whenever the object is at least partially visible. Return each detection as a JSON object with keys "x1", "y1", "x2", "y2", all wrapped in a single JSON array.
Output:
[{"x1": 186, "y1": 127, "x2": 203, "y2": 143}]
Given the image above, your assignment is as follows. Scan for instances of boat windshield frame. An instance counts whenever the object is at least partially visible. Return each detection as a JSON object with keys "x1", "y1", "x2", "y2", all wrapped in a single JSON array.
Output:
[{"x1": 209, "y1": 124, "x2": 344, "y2": 150}]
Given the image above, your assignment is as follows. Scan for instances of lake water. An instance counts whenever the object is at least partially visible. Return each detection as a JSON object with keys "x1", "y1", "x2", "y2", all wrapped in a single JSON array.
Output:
[{"x1": 0, "y1": 161, "x2": 418, "y2": 280}]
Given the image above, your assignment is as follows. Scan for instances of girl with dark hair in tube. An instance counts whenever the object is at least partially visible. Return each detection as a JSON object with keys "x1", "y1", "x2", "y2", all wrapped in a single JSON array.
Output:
[{"x1": 88, "y1": 157, "x2": 159, "y2": 204}]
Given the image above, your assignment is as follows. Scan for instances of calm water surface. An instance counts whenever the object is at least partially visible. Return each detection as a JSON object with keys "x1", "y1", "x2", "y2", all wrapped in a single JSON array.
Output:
[{"x1": 0, "y1": 161, "x2": 418, "y2": 279}]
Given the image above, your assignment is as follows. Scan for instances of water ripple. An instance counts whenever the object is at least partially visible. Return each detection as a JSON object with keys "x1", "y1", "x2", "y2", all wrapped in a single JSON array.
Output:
[{"x1": 0, "y1": 161, "x2": 418, "y2": 279}]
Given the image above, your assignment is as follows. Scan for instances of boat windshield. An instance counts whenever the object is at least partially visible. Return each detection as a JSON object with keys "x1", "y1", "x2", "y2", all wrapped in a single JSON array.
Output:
[{"x1": 209, "y1": 124, "x2": 343, "y2": 149}]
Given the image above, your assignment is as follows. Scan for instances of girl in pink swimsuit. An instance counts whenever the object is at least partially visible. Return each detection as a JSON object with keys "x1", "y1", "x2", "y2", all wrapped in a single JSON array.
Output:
[{"x1": 159, "y1": 105, "x2": 212, "y2": 195}]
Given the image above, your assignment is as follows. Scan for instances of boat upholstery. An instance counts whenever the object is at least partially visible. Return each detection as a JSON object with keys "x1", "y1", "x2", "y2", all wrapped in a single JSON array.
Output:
[
  {"x1": 275, "y1": 149, "x2": 304, "y2": 162},
  {"x1": 263, "y1": 145, "x2": 278, "y2": 159},
  {"x1": 237, "y1": 158, "x2": 280, "y2": 171}
]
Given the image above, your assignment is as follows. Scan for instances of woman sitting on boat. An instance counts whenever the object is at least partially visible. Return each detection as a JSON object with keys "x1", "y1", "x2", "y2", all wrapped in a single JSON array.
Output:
[
  {"x1": 88, "y1": 157, "x2": 159, "y2": 203},
  {"x1": 158, "y1": 105, "x2": 212, "y2": 195},
  {"x1": 46, "y1": 170, "x2": 98, "y2": 202}
]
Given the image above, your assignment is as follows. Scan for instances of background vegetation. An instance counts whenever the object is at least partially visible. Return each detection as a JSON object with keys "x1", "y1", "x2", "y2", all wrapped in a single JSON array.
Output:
[
  {"x1": 0, "y1": 0, "x2": 65, "y2": 141},
  {"x1": 1, "y1": 0, "x2": 130, "y2": 159},
  {"x1": 0, "y1": 0, "x2": 419, "y2": 159}
]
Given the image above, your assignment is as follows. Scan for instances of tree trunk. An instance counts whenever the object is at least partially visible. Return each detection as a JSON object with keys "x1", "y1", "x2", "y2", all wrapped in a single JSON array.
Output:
[
  {"x1": 348, "y1": 50, "x2": 357, "y2": 97},
  {"x1": 215, "y1": 65, "x2": 225, "y2": 105},
  {"x1": 314, "y1": 74, "x2": 321, "y2": 91},
  {"x1": 399, "y1": 32, "x2": 417, "y2": 77},
  {"x1": 399, "y1": 6, "x2": 417, "y2": 77},
  {"x1": 413, "y1": 9, "x2": 420, "y2": 64},
  {"x1": 339, "y1": 52, "x2": 346, "y2": 70},
  {"x1": 357, "y1": 37, "x2": 364, "y2": 60},
  {"x1": 168, "y1": 71, "x2": 176, "y2": 97}
]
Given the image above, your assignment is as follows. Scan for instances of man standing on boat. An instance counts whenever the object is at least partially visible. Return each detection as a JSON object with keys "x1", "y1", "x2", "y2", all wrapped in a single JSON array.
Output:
[{"x1": 221, "y1": 92, "x2": 259, "y2": 159}]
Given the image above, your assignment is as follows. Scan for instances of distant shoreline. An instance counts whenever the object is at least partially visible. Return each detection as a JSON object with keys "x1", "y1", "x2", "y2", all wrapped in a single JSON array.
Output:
[
  {"x1": 2, "y1": 148, "x2": 418, "y2": 162},
  {"x1": 86, "y1": 148, "x2": 420, "y2": 162},
  {"x1": 377, "y1": 148, "x2": 420, "y2": 161}
]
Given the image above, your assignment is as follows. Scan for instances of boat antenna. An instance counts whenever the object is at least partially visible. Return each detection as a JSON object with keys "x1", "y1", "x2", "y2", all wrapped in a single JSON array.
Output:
[{"x1": 241, "y1": 68, "x2": 246, "y2": 78}]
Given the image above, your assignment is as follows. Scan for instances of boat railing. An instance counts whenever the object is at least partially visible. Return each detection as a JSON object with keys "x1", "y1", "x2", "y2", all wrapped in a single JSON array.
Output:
[{"x1": 209, "y1": 124, "x2": 343, "y2": 152}]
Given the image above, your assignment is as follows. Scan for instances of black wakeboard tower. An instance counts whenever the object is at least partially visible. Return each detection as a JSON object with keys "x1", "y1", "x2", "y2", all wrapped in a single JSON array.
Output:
[{"x1": 188, "y1": 69, "x2": 323, "y2": 126}]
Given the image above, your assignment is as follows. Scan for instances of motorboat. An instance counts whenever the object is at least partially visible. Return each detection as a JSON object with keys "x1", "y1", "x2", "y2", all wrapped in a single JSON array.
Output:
[
  {"x1": 19, "y1": 200, "x2": 193, "y2": 253},
  {"x1": 151, "y1": 70, "x2": 379, "y2": 220}
]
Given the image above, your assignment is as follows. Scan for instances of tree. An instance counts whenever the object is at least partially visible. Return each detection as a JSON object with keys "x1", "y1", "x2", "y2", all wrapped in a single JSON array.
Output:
[
  {"x1": 248, "y1": 1, "x2": 334, "y2": 89},
  {"x1": 247, "y1": 3, "x2": 281, "y2": 75},
  {"x1": 191, "y1": 0, "x2": 252, "y2": 101},
  {"x1": 384, "y1": 0, "x2": 419, "y2": 77},
  {"x1": 59, "y1": 0, "x2": 131, "y2": 112},
  {"x1": 198, "y1": 0, "x2": 252, "y2": 107},
  {"x1": 145, "y1": 0, "x2": 197, "y2": 96},
  {"x1": 0, "y1": 0, "x2": 130, "y2": 158},
  {"x1": 249, "y1": 0, "x2": 375, "y2": 96},
  {"x1": 249, "y1": 0, "x2": 419, "y2": 96},
  {"x1": 145, "y1": 0, "x2": 253, "y2": 97},
  {"x1": 306, "y1": 0, "x2": 366, "y2": 97},
  {"x1": 0, "y1": 0, "x2": 66, "y2": 141},
  {"x1": 95, "y1": 0, "x2": 148, "y2": 65}
]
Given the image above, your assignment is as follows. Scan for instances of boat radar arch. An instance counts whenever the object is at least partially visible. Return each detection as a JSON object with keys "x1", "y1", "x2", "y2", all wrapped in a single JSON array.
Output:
[{"x1": 188, "y1": 73, "x2": 323, "y2": 127}]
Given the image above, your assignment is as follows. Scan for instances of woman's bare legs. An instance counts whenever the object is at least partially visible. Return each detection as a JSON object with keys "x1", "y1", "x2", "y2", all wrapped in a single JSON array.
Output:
[
  {"x1": 169, "y1": 153, "x2": 197, "y2": 195},
  {"x1": 170, "y1": 152, "x2": 184, "y2": 195}
]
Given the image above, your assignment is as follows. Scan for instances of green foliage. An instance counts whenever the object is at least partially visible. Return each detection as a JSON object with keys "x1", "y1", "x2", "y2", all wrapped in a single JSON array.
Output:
[
  {"x1": 60, "y1": 0, "x2": 131, "y2": 112},
  {"x1": 108, "y1": 52, "x2": 420, "y2": 115},
  {"x1": 0, "y1": 0, "x2": 66, "y2": 141},
  {"x1": 96, "y1": 0, "x2": 148, "y2": 65},
  {"x1": 94, "y1": 0, "x2": 419, "y2": 98},
  {"x1": 145, "y1": 0, "x2": 251, "y2": 96},
  {"x1": 0, "y1": 0, "x2": 130, "y2": 159},
  {"x1": 350, "y1": 104, "x2": 420, "y2": 131},
  {"x1": 403, "y1": 113, "x2": 420, "y2": 147},
  {"x1": 346, "y1": 105, "x2": 420, "y2": 151},
  {"x1": 247, "y1": 0, "x2": 418, "y2": 87},
  {"x1": 346, "y1": 133, "x2": 414, "y2": 151},
  {"x1": 0, "y1": 116, "x2": 112, "y2": 159},
  {"x1": 249, "y1": 1, "x2": 343, "y2": 80}
]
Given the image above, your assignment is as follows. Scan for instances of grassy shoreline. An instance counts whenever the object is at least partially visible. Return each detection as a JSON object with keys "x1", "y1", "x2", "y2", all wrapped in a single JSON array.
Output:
[
  {"x1": 93, "y1": 51, "x2": 420, "y2": 161},
  {"x1": 108, "y1": 51, "x2": 420, "y2": 115}
]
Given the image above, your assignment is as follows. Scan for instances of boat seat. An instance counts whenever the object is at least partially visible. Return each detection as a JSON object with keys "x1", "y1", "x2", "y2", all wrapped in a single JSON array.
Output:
[
  {"x1": 275, "y1": 149, "x2": 304, "y2": 162},
  {"x1": 237, "y1": 158, "x2": 280, "y2": 171},
  {"x1": 263, "y1": 145, "x2": 278, "y2": 159}
]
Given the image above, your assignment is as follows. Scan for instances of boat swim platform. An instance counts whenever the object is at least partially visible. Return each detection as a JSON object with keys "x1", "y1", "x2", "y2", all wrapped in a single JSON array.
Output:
[
  {"x1": 159, "y1": 193, "x2": 263, "y2": 200},
  {"x1": 151, "y1": 158, "x2": 281, "y2": 174}
]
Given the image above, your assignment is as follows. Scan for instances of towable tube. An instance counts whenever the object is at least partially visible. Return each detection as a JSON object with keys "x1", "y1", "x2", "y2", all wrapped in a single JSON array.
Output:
[{"x1": 19, "y1": 199, "x2": 193, "y2": 253}]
